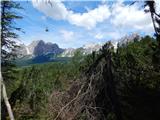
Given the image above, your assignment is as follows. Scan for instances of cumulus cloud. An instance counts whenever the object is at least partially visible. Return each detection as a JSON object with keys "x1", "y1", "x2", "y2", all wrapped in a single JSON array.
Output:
[
  {"x1": 111, "y1": 2, "x2": 154, "y2": 33},
  {"x1": 32, "y1": 0, "x2": 69, "y2": 20},
  {"x1": 94, "y1": 31, "x2": 126, "y2": 41},
  {"x1": 95, "y1": 33, "x2": 104, "y2": 39},
  {"x1": 68, "y1": 5, "x2": 111, "y2": 29},
  {"x1": 155, "y1": 0, "x2": 160, "y2": 13},
  {"x1": 32, "y1": 0, "x2": 111, "y2": 29},
  {"x1": 106, "y1": 31, "x2": 125, "y2": 40},
  {"x1": 32, "y1": 0, "x2": 158, "y2": 35}
]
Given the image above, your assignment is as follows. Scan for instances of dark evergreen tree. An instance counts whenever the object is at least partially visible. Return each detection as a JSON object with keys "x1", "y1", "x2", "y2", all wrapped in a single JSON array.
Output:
[
  {"x1": 1, "y1": 1, "x2": 22, "y2": 119},
  {"x1": 144, "y1": 0, "x2": 160, "y2": 69},
  {"x1": 1, "y1": 0, "x2": 22, "y2": 81}
]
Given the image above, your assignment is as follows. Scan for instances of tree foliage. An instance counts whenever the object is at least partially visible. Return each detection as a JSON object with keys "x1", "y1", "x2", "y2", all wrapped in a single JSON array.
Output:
[
  {"x1": 1, "y1": 1, "x2": 22, "y2": 120},
  {"x1": 48, "y1": 36, "x2": 160, "y2": 120},
  {"x1": 1, "y1": 0, "x2": 22, "y2": 81}
]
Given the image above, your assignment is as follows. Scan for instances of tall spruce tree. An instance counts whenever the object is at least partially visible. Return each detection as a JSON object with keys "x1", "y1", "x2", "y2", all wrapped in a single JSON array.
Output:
[
  {"x1": 1, "y1": 0, "x2": 22, "y2": 80},
  {"x1": 1, "y1": 0, "x2": 22, "y2": 120},
  {"x1": 144, "y1": 0, "x2": 160, "y2": 69}
]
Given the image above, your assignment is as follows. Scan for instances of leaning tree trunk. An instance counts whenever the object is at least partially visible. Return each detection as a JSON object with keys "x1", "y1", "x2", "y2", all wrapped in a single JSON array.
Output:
[
  {"x1": 147, "y1": 0, "x2": 160, "y2": 46},
  {"x1": 1, "y1": 74, "x2": 15, "y2": 120}
]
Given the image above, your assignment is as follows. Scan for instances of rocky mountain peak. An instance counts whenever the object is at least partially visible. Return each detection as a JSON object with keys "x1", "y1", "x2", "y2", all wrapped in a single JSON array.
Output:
[
  {"x1": 119, "y1": 33, "x2": 141, "y2": 46},
  {"x1": 17, "y1": 40, "x2": 64, "y2": 57}
]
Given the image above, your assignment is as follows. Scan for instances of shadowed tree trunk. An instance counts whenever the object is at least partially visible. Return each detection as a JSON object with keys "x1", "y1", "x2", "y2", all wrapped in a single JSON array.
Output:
[{"x1": 1, "y1": 74, "x2": 15, "y2": 120}]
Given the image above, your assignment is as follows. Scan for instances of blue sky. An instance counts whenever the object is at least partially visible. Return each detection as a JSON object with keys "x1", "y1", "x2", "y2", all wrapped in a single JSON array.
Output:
[{"x1": 14, "y1": 0, "x2": 158, "y2": 48}]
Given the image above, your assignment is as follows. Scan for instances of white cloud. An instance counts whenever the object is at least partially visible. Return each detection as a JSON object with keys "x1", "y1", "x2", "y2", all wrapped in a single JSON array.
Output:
[
  {"x1": 95, "y1": 33, "x2": 104, "y2": 39},
  {"x1": 60, "y1": 30, "x2": 74, "y2": 42},
  {"x1": 92, "y1": 30, "x2": 125, "y2": 40},
  {"x1": 68, "y1": 5, "x2": 111, "y2": 29},
  {"x1": 32, "y1": 0, "x2": 111, "y2": 29},
  {"x1": 155, "y1": 0, "x2": 160, "y2": 13},
  {"x1": 106, "y1": 31, "x2": 125, "y2": 40},
  {"x1": 32, "y1": 0, "x2": 69, "y2": 20},
  {"x1": 111, "y1": 2, "x2": 154, "y2": 33},
  {"x1": 31, "y1": 0, "x2": 157, "y2": 44}
]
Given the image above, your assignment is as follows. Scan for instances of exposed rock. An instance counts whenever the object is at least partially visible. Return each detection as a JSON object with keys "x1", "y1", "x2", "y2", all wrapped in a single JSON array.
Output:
[
  {"x1": 16, "y1": 33, "x2": 141, "y2": 58},
  {"x1": 16, "y1": 40, "x2": 64, "y2": 57},
  {"x1": 61, "y1": 43, "x2": 102, "y2": 57},
  {"x1": 118, "y1": 33, "x2": 141, "y2": 46},
  {"x1": 61, "y1": 48, "x2": 76, "y2": 57}
]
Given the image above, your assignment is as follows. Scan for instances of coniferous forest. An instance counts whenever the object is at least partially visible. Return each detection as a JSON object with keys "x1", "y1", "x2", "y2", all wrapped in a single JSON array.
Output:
[{"x1": 1, "y1": 0, "x2": 160, "y2": 120}]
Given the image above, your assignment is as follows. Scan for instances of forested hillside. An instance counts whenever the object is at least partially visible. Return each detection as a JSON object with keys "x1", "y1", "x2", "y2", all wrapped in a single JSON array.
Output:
[
  {"x1": 1, "y1": 0, "x2": 160, "y2": 120},
  {"x1": 3, "y1": 35, "x2": 160, "y2": 120}
]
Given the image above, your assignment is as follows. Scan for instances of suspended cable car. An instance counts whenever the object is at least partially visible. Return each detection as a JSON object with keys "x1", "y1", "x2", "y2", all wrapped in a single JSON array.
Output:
[{"x1": 45, "y1": 27, "x2": 49, "y2": 32}]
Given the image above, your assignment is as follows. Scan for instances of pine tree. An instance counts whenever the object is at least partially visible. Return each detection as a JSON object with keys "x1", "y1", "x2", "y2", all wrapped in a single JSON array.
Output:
[
  {"x1": 1, "y1": 1, "x2": 22, "y2": 120},
  {"x1": 1, "y1": 0, "x2": 22, "y2": 81},
  {"x1": 144, "y1": 0, "x2": 160, "y2": 70}
]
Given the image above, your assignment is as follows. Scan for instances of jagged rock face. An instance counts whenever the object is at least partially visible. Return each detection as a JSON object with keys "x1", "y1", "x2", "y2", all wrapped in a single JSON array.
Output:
[
  {"x1": 82, "y1": 43, "x2": 102, "y2": 55},
  {"x1": 33, "y1": 40, "x2": 45, "y2": 56},
  {"x1": 17, "y1": 40, "x2": 64, "y2": 57},
  {"x1": 16, "y1": 33, "x2": 141, "y2": 58},
  {"x1": 119, "y1": 33, "x2": 141, "y2": 46},
  {"x1": 33, "y1": 41, "x2": 64, "y2": 56},
  {"x1": 28, "y1": 40, "x2": 42, "y2": 55},
  {"x1": 61, "y1": 48, "x2": 76, "y2": 57},
  {"x1": 16, "y1": 44, "x2": 28, "y2": 57},
  {"x1": 61, "y1": 43, "x2": 102, "y2": 57}
]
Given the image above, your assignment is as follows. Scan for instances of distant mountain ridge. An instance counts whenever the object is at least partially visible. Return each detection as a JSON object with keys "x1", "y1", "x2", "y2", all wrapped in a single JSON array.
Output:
[
  {"x1": 16, "y1": 34, "x2": 141, "y2": 58},
  {"x1": 61, "y1": 43, "x2": 102, "y2": 57},
  {"x1": 118, "y1": 33, "x2": 141, "y2": 46},
  {"x1": 15, "y1": 33, "x2": 141, "y2": 66},
  {"x1": 16, "y1": 40, "x2": 64, "y2": 57},
  {"x1": 17, "y1": 40, "x2": 103, "y2": 58}
]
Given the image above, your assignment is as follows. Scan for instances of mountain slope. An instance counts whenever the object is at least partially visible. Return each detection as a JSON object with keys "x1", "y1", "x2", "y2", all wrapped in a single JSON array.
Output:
[
  {"x1": 16, "y1": 40, "x2": 64, "y2": 57},
  {"x1": 15, "y1": 34, "x2": 141, "y2": 66}
]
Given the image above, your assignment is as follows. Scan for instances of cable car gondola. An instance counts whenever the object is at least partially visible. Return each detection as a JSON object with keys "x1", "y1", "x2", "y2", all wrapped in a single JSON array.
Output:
[{"x1": 45, "y1": 27, "x2": 49, "y2": 32}]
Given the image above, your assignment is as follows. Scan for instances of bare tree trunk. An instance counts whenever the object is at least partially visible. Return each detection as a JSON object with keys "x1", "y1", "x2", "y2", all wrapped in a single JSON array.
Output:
[
  {"x1": 150, "y1": 12, "x2": 158, "y2": 36},
  {"x1": 1, "y1": 74, "x2": 15, "y2": 120}
]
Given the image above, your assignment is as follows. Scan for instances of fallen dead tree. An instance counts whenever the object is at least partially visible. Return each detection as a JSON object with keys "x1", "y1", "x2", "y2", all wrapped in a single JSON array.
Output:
[{"x1": 48, "y1": 42, "x2": 122, "y2": 120}]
